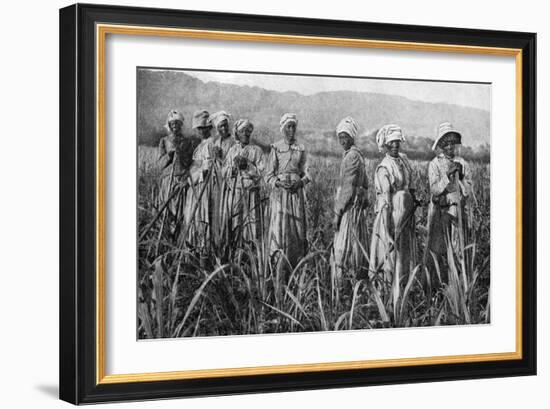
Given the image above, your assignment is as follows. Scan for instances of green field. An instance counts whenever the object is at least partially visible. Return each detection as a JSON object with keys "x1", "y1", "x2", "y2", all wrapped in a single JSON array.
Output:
[{"x1": 137, "y1": 145, "x2": 491, "y2": 338}]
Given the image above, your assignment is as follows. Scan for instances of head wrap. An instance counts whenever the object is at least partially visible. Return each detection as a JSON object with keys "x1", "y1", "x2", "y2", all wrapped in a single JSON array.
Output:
[
  {"x1": 432, "y1": 122, "x2": 462, "y2": 151},
  {"x1": 234, "y1": 119, "x2": 254, "y2": 136},
  {"x1": 279, "y1": 113, "x2": 298, "y2": 133},
  {"x1": 165, "y1": 110, "x2": 184, "y2": 131},
  {"x1": 376, "y1": 124, "x2": 405, "y2": 152},
  {"x1": 336, "y1": 116, "x2": 358, "y2": 140},
  {"x1": 210, "y1": 110, "x2": 231, "y2": 129},
  {"x1": 192, "y1": 110, "x2": 212, "y2": 129}
]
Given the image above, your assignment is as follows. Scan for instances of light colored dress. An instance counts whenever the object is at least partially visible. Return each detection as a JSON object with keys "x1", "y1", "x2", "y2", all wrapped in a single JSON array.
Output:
[
  {"x1": 182, "y1": 136, "x2": 221, "y2": 251},
  {"x1": 333, "y1": 146, "x2": 369, "y2": 274},
  {"x1": 425, "y1": 153, "x2": 472, "y2": 264},
  {"x1": 215, "y1": 135, "x2": 236, "y2": 160},
  {"x1": 216, "y1": 135, "x2": 237, "y2": 236},
  {"x1": 221, "y1": 143, "x2": 265, "y2": 245},
  {"x1": 370, "y1": 153, "x2": 418, "y2": 283},
  {"x1": 265, "y1": 140, "x2": 311, "y2": 268}
]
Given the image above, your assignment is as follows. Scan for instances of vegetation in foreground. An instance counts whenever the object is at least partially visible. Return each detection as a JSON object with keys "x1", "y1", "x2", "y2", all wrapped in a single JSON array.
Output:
[{"x1": 137, "y1": 145, "x2": 491, "y2": 339}]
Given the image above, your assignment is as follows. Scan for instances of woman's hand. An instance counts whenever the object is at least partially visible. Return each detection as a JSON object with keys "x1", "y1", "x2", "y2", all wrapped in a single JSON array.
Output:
[
  {"x1": 166, "y1": 150, "x2": 176, "y2": 163},
  {"x1": 275, "y1": 180, "x2": 292, "y2": 190},
  {"x1": 289, "y1": 179, "x2": 304, "y2": 193},
  {"x1": 444, "y1": 182, "x2": 457, "y2": 194},
  {"x1": 212, "y1": 146, "x2": 223, "y2": 159},
  {"x1": 447, "y1": 161, "x2": 464, "y2": 179}
]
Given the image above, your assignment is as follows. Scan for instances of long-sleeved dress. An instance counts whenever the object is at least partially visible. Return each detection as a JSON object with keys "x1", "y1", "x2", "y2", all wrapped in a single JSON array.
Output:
[
  {"x1": 157, "y1": 134, "x2": 198, "y2": 221},
  {"x1": 369, "y1": 153, "x2": 418, "y2": 284},
  {"x1": 182, "y1": 136, "x2": 221, "y2": 251},
  {"x1": 221, "y1": 143, "x2": 265, "y2": 245},
  {"x1": 425, "y1": 153, "x2": 472, "y2": 265},
  {"x1": 265, "y1": 140, "x2": 311, "y2": 268},
  {"x1": 333, "y1": 146, "x2": 369, "y2": 274},
  {"x1": 215, "y1": 135, "x2": 236, "y2": 160}
]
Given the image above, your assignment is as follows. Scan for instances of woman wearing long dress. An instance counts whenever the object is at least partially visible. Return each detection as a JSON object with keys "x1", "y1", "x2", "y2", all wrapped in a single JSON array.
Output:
[
  {"x1": 221, "y1": 119, "x2": 265, "y2": 246},
  {"x1": 156, "y1": 110, "x2": 199, "y2": 235},
  {"x1": 424, "y1": 122, "x2": 473, "y2": 284},
  {"x1": 211, "y1": 110, "x2": 237, "y2": 239},
  {"x1": 210, "y1": 110, "x2": 235, "y2": 160},
  {"x1": 265, "y1": 113, "x2": 311, "y2": 273},
  {"x1": 369, "y1": 124, "x2": 418, "y2": 286},
  {"x1": 332, "y1": 117, "x2": 369, "y2": 278},
  {"x1": 182, "y1": 110, "x2": 219, "y2": 254}
]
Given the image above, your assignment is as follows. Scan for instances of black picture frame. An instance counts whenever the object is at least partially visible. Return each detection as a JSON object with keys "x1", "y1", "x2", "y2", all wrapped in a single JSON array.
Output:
[{"x1": 59, "y1": 3, "x2": 536, "y2": 404}]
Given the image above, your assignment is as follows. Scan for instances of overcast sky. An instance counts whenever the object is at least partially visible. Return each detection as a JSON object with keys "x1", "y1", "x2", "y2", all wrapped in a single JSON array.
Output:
[{"x1": 183, "y1": 70, "x2": 490, "y2": 111}]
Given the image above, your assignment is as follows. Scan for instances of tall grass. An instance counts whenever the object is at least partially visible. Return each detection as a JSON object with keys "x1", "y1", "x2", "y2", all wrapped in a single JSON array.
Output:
[{"x1": 137, "y1": 146, "x2": 490, "y2": 338}]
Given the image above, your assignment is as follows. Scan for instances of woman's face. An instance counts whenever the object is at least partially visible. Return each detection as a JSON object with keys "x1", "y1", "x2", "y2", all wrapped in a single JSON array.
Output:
[
  {"x1": 196, "y1": 126, "x2": 211, "y2": 140},
  {"x1": 338, "y1": 132, "x2": 353, "y2": 151},
  {"x1": 216, "y1": 120, "x2": 229, "y2": 138},
  {"x1": 238, "y1": 126, "x2": 253, "y2": 145},
  {"x1": 442, "y1": 140, "x2": 456, "y2": 158},
  {"x1": 283, "y1": 121, "x2": 297, "y2": 143},
  {"x1": 169, "y1": 120, "x2": 182, "y2": 135},
  {"x1": 387, "y1": 140, "x2": 401, "y2": 157}
]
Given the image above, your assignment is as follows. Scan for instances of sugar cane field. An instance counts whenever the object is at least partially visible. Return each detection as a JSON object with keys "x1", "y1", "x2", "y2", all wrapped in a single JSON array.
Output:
[{"x1": 137, "y1": 144, "x2": 491, "y2": 339}]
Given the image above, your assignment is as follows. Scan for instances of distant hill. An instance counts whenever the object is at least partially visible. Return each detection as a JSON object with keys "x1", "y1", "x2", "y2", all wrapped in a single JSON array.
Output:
[{"x1": 137, "y1": 70, "x2": 490, "y2": 158}]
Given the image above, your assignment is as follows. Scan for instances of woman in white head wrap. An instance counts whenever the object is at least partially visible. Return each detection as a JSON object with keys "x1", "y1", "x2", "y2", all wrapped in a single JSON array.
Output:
[
  {"x1": 265, "y1": 113, "x2": 311, "y2": 275},
  {"x1": 156, "y1": 110, "x2": 198, "y2": 236},
  {"x1": 210, "y1": 110, "x2": 235, "y2": 160},
  {"x1": 369, "y1": 124, "x2": 418, "y2": 288},
  {"x1": 332, "y1": 117, "x2": 369, "y2": 279},
  {"x1": 181, "y1": 110, "x2": 221, "y2": 259},
  {"x1": 424, "y1": 122, "x2": 473, "y2": 285},
  {"x1": 220, "y1": 119, "x2": 265, "y2": 245}
]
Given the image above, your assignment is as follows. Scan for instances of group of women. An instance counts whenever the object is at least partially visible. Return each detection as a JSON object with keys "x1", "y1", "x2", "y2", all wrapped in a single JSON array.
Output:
[{"x1": 157, "y1": 108, "x2": 472, "y2": 285}]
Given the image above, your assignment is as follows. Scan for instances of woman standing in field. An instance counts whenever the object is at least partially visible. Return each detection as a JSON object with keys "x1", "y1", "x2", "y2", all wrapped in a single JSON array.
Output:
[
  {"x1": 210, "y1": 110, "x2": 235, "y2": 160},
  {"x1": 222, "y1": 119, "x2": 265, "y2": 245},
  {"x1": 156, "y1": 110, "x2": 199, "y2": 236},
  {"x1": 211, "y1": 110, "x2": 236, "y2": 239},
  {"x1": 370, "y1": 124, "x2": 419, "y2": 286},
  {"x1": 332, "y1": 117, "x2": 369, "y2": 278},
  {"x1": 424, "y1": 122, "x2": 473, "y2": 283},
  {"x1": 266, "y1": 113, "x2": 311, "y2": 273},
  {"x1": 182, "y1": 110, "x2": 219, "y2": 256}
]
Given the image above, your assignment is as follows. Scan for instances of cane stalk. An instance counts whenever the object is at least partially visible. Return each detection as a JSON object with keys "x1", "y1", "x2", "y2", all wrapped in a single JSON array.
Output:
[
  {"x1": 177, "y1": 165, "x2": 214, "y2": 250},
  {"x1": 453, "y1": 166, "x2": 468, "y2": 294},
  {"x1": 139, "y1": 183, "x2": 182, "y2": 242},
  {"x1": 153, "y1": 153, "x2": 178, "y2": 257}
]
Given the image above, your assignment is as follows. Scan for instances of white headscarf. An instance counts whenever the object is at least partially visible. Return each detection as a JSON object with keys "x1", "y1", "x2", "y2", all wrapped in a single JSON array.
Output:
[
  {"x1": 165, "y1": 110, "x2": 184, "y2": 131},
  {"x1": 279, "y1": 113, "x2": 298, "y2": 133},
  {"x1": 336, "y1": 116, "x2": 358, "y2": 140},
  {"x1": 192, "y1": 110, "x2": 211, "y2": 129},
  {"x1": 210, "y1": 111, "x2": 231, "y2": 128},
  {"x1": 376, "y1": 124, "x2": 405, "y2": 152},
  {"x1": 234, "y1": 119, "x2": 254, "y2": 135}
]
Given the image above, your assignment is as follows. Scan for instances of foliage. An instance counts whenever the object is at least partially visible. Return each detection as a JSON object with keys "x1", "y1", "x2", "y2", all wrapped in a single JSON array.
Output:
[{"x1": 137, "y1": 146, "x2": 490, "y2": 338}]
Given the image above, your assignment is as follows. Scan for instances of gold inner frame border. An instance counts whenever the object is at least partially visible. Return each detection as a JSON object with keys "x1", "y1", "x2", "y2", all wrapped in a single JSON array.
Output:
[{"x1": 95, "y1": 23, "x2": 523, "y2": 385}]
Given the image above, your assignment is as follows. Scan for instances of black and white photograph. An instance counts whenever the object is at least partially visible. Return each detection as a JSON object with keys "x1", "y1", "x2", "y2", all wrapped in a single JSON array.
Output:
[
  {"x1": 137, "y1": 68, "x2": 491, "y2": 339},
  {"x1": 1, "y1": 0, "x2": 542, "y2": 406}
]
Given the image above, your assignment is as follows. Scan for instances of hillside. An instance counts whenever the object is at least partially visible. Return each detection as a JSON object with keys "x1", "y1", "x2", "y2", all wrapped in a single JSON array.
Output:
[{"x1": 137, "y1": 69, "x2": 490, "y2": 156}]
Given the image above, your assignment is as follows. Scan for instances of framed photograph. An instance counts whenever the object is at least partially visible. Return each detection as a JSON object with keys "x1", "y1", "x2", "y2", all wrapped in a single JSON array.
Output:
[{"x1": 59, "y1": 3, "x2": 536, "y2": 404}]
